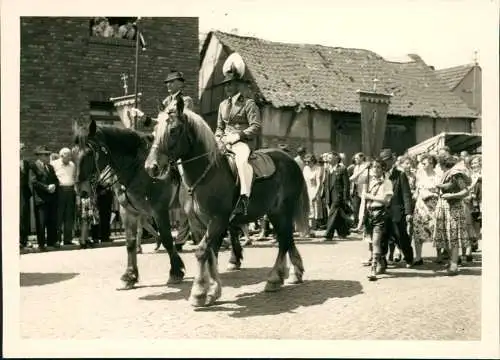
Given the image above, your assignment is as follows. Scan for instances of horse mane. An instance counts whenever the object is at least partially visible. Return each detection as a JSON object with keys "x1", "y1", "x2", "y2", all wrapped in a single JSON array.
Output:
[
  {"x1": 97, "y1": 126, "x2": 150, "y2": 157},
  {"x1": 182, "y1": 110, "x2": 220, "y2": 165}
]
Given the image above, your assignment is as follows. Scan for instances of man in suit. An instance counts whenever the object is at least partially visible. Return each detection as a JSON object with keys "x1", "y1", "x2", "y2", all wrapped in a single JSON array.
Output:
[
  {"x1": 379, "y1": 148, "x2": 414, "y2": 269},
  {"x1": 321, "y1": 151, "x2": 351, "y2": 240},
  {"x1": 20, "y1": 143, "x2": 32, "y2": 249},
  {"x1": 215, "y1": 69, "x2": 262, "y2": 216},
  {"x1": 31, "y1": 145, "x2": 59, "y2": 250}
]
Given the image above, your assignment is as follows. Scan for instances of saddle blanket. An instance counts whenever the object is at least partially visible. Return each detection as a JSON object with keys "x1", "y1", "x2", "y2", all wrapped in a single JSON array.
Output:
[{"x1": 227, "y1": 149, "x2": 276, "y2": 181}]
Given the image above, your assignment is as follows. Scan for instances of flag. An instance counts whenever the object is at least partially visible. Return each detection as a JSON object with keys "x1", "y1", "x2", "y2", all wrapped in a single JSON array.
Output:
[{"x1": 134, "y1": 17, "x2": 147, "y2": 50}]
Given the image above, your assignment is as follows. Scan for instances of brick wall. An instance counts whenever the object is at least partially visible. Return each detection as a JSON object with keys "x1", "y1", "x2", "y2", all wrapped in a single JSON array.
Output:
[{"x1": 20, "y1": 17, "x2": 199, "y2": 155}]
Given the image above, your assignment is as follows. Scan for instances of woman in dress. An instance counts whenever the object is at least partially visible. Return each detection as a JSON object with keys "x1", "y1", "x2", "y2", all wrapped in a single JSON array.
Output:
[
  {"x1": 302, "y1": 153, "x2": 323, "y2": 234},
  {"x1": 362, "y1": 158, "x2": 393, "y2": 281},
  {"x1": 432, "y1": 154, "x2": 472, "y2": 275},
  {"x1": 412, "y1": 154, "x2": 439, "y2": 265},
  {"x1": 466, "y1": 154, "x2": 482, "y2": 253},
  {"x1": 349, "y1": 152, "x2": 370, "y2": 229}
]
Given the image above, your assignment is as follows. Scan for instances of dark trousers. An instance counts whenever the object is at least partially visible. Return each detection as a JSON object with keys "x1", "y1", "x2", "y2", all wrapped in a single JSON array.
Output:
[
  {"x1": 35, "y1": 200, "x2": 58, "y2": 247},
  {"x1": 381, "y1": 218, "x2": 414, "y2": 264},
  {"x1": 176, "y1": 215, "x2": 191, "y2": 244},
  {"x1": 325, "y1": 207, "x2": 350, "y2": 239},
  {"x1": 97, "y1": 190, "x2": 113, "y2": 242},
  {"x1": 352, "y1": 194, "x2": 361, "y2": 225},
  {"x1": 20, "y1": 196, "x2": 31, "y2": 246},
  {"x1": 57, "y1": 187, "x2": 76, "y2": 244}
]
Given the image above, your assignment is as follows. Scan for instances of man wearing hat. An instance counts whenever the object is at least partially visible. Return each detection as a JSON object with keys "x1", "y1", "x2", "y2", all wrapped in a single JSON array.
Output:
[
  {"x1": 31, "y1": 145, "x2": 60, "y2": 250},
  {"x1": 131, "y1": 70, "x2": 194, "y2": 126},
  {"x1": 215, "y1": 64, "x2": 262, "y2": 216},
  {"x1": 379, "y1": 148, "x2": 414, "y2": 268}
]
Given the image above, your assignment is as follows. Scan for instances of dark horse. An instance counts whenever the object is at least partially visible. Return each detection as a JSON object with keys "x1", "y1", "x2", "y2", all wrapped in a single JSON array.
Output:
[
  {"x1": 145, "y1": 99, "x2": 309, "y2": 307},
  {"x1": 73, "y1": 120, "x2": 245, "y2": 289},
  {"x1": 73, "y1": 120, "x2": 188, "y2": 289}
]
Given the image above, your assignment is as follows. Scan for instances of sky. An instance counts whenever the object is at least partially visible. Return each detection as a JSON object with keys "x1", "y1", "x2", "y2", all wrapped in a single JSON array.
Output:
[{"x1": 196, "y1": 0, "x2": 497, "y2": 69}]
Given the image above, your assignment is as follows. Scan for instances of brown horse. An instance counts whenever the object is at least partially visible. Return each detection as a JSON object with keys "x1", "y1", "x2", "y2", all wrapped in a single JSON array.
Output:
[{"x1": 145, "y1": 98, "x2": 309, "y2": 307}]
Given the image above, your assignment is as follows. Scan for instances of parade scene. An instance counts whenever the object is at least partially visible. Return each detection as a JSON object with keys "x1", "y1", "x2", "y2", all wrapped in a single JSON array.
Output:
[{"x1": 14, "y1": 4, "x2": 492, "y2": 351}]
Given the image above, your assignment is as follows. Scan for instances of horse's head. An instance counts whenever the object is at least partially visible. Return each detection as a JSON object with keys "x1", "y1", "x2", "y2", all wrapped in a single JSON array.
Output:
[
  {"x1": 73, "y1": 120, "x2": 112, "y2": 192},
  {"x1": 145, "y1": 97, "x2": 191, "y2": 179}
]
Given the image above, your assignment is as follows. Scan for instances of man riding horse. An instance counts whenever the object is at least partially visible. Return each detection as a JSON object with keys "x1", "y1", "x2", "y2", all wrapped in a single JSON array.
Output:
[
  {"x1": 131, "y1": 70, "x2": 194, "y2": 124},
  {"x1": 216, "y1": 53, "x2": 262, "y2": 216}
]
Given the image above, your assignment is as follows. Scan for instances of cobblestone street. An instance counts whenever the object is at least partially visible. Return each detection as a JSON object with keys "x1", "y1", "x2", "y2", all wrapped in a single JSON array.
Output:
[{"x1": 20, "y1": 236, "x2": 481, "y2": 341}]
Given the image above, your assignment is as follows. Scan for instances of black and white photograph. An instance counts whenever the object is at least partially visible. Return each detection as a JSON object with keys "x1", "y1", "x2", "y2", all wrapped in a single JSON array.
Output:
[{"x1": 2, "y1": 0, "x2": 499, "y2": 358}]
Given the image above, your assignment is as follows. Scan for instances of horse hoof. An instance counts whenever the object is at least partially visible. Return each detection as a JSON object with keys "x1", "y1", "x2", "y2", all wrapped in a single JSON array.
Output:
[
  {"x1": 287, "y1": 275, "x2": 303, "y2": 284},
  {"x1": 264, "y1": 281, "x2": 282, "y2": 292},
  {"x1": 190, "y1": 294, "x2": 208, "y2": 307},
  {"x1": 166, "y1": 276, "x2": 183, "y2": 285},
  {"x1": 226, "y1": 262, "x2": 241, "y2": 271},
  {"x1": 205, "y1": 295, "x2": 218, "y2": 306}
]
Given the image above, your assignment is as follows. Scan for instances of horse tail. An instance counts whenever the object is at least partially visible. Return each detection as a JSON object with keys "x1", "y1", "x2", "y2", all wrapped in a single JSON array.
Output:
[{"x1": 294, "y1": 172, "x2": 310, "y2": 235}]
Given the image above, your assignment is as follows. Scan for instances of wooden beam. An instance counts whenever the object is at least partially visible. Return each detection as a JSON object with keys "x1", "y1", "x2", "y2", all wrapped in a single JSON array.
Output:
[
  {"x1": 330, "y1": 112, "x2": 337, "y2": 151},
  {"x1": 307, "y1": 108, "x2": 314, "y2": 152}
]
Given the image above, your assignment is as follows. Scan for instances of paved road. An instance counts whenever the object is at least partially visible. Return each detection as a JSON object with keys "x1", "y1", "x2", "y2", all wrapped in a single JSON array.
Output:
[{"x1": 20, "y1": 237, "x2": 481, "y2": 340}]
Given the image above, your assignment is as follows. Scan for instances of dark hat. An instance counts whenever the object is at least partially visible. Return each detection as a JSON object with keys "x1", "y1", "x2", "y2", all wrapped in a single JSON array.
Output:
[
  {"x1": 34, "y1": 145, "x2": 51, "y2": 155},
  {"x1": 379, "y1": 148, "x2": 394, "y2": 161},
  {"x1": 164, "y1": 71, "x2": 185, "y2": 83}
]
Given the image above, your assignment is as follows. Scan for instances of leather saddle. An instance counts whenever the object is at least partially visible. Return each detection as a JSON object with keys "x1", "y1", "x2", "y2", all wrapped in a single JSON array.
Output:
[{"x1": 226, "y1": 148, "x2": 276, "y2": 185}]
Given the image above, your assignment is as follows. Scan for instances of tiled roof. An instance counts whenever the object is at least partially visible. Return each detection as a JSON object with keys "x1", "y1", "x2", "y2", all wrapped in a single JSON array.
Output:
[
  {"x1": 206, "y1": 31, "x2": 476, "y2": 119},
  {"x1": 434, "y1": 64, "x2": 475, "y2": 90}
]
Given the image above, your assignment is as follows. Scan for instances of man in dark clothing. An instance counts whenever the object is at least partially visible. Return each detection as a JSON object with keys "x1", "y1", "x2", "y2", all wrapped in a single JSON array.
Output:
[
  {"x1": 379, "y1": 148, "x2": 414, "y2": 269},
  {"x1": 20, "y1": 143, "x2": 32, "y2": 248},
  {"x1": 321, "y1": 151, "x2": 351, "y2": 240},
  {"x1": 31, "y1": 145, "x2": 59, "y2": 250}
]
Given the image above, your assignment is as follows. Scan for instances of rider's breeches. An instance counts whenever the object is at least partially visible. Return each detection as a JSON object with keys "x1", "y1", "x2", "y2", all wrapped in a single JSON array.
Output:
[{"x1": 230, "y1": 141, "x2": 252, "y2": 197}]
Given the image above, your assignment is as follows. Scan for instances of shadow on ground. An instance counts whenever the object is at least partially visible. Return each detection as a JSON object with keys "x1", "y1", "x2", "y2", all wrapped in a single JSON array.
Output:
[
  {"x1": 195, "y1": 279, "x2": 363, "y2": 318},
  {"x1": 20, "y1": 272, "x2": 79, "y2": 287},
  {"x1": 139, "y1": 267, "x2": 275, "y2": 302}
]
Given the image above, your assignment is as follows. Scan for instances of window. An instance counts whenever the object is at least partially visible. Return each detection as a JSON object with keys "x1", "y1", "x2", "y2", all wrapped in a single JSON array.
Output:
[
  {"x1": 89, "y1": 17, "x2": 137, "y2": 41},
  {"x1": 90, "y1": 101, "x2": 123, "y2": 128}
]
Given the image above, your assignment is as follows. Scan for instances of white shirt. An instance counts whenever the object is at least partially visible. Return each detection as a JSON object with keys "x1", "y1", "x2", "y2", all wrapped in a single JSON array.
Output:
[
  {"x1": 367, "y1": 176, "x2": 393, "y2": 208},
  {"x1": 52, "y1": 158, "x2": 76, "y2": 186}
]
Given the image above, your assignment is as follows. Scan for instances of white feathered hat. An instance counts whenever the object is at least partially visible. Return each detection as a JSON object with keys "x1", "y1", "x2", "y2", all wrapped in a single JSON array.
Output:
[{"x1": 221, "y1": 52, "x2": 248, "y2": 84}]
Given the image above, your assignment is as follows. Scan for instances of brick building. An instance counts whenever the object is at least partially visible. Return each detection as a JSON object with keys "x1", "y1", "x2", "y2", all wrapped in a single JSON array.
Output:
[{"x1": 20, "y1": 17, "x2": 199, "y2": 154}]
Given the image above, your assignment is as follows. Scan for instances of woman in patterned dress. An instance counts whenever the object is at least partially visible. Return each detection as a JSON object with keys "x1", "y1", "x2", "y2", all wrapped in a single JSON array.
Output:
[
  {"x1": 302, "y1": 153, "x2": 323, "y2": 234},
  {"x1": 412, "y1": 154, "x2": 439, "y2": 265},
  {"x1": 432, "y1": 154, "x2": 472, "y2": 275}
]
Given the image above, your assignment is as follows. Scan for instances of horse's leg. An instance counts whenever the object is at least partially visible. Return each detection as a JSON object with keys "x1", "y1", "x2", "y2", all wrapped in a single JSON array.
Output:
[
  {"x1": 287, "y1": 241, "x2": 305, "y2": 284},
  {"x1": 264, "y1": 214, "x2": 293, "y2": 292},
  {"x1": 120, "y1": 209, "x2": 139, "y2": 289},
  {"x1": 136, "y1": 216, "x2": 143, "y2": 254},
  {"x1": 189, "y1": 219, "x2": 226, "y2": 307},
  {"x1": 227, "y1": 225, "x2": 243, "y2": 271},
  {"x1": 154, "y1": 209, "x2": 185, "y2": 285}
]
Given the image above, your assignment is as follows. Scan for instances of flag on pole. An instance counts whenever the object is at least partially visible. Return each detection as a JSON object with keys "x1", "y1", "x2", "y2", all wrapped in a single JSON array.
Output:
[{"x1": 134, "y1": 17, "x2": 147, "y2": 50}]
